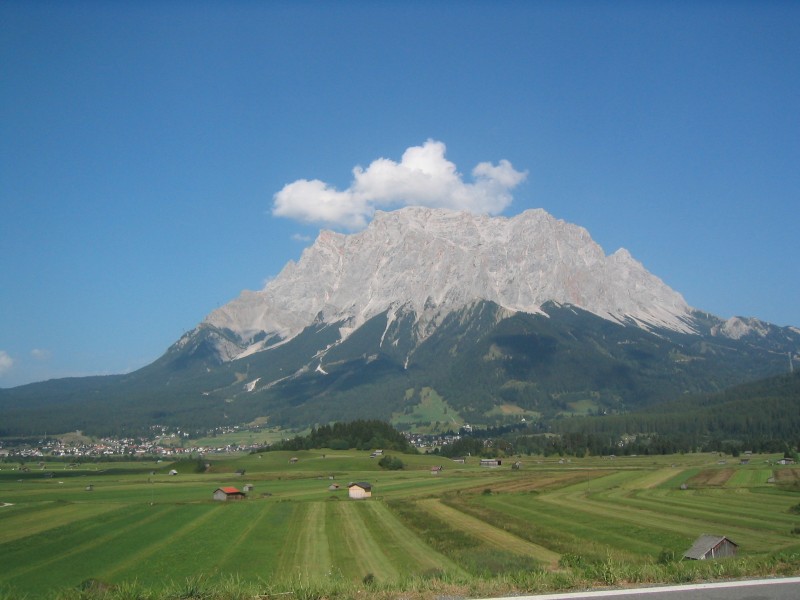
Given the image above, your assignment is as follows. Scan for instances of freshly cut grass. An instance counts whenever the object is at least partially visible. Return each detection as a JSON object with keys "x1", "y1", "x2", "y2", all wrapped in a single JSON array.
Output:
[
  {"x1": 358, "y1": 500, "x2": 465, "y2": 577},
  {"x1": 688, "y1": 468, "x2": 735, "y2": 487},
  {"x1": 213, "y1": 502, "x2": 296, "y2": 579},
  {"x1": 416, "y1": 498, "x2": 560, "y2": 567},
  {"x1": 1, "y1": 503, "x2": 186, "y2": 594},
  {"x1": 726, "y1": 469, "x2": 772, "y2": 487},
  {"x1": 604, "y1": 485, "x2": 800, "y2": 535},
  {"x1": 277, "y1": 501, "x2": 333, "y2": 580},
  {"x1": 620, "y1": 468, "x2": 683, "y2": 490},
  {"x1": 1, "y1": 451, "x2": 797, "y2": 599},
  {"x1": 81, "y1": 503, "x2": 224, "y2": 586},
  {"x1": 0, "y1": 501, "x2": 120, "y2": 544},
  {"x1": 774, "y1": 468, "x2": 800, "y2": 483},
  {"x1": 490, "y1": 492, "x2": 682, "y2": 560},
  {"x1": 459, "y1": 469, "x2": 607, "y2": 495},
  {"x1": 621, "y1": 487, "x2": 799, "y2": 529},
  {"x1": 472, "y1": 494, "x2": 643, "y2": 564},
  {"x1": 328, "y1": 501, "x2": 400, "y2": 581}
]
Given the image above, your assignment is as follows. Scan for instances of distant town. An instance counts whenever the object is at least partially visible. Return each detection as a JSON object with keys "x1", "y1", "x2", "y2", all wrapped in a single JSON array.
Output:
[{"x1": 0, "y1": 424, "x2": 467, "y2": 461}]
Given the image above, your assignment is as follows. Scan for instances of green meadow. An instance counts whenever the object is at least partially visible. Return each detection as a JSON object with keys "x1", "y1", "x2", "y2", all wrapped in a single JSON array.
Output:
[{"x1": 0, "y1": 451, "x2": 798, "y2": 599}]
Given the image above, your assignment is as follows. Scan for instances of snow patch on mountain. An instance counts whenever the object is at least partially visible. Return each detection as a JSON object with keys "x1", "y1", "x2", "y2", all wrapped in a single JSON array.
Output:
[{"x1": 202, "y1": 207, "x2": 696, "y2": 361}]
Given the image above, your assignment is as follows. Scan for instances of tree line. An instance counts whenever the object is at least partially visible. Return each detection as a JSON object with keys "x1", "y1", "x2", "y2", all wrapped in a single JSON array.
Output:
[{"x1": 256, "y1": 419, "x2": 416, "y2": 453}]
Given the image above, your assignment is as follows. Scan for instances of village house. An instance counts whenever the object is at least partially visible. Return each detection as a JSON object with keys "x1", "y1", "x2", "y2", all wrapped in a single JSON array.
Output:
[
  {"x1": 213, "y1": 487, "x2": 246, "y2": 501},
  {"x1": 683, "y1": 535, "x2": 738, "y2": 560},
  {"x1": 348, "y1": 482, "x2": 372, "y2": 499},
  {"x1": 480, "y1": 458, "x2": 502, "y2": 468}
]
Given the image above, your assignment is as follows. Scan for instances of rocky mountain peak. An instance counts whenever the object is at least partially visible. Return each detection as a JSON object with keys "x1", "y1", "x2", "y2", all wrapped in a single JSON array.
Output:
[{"x1": 202, "y1": 207, "x2": 695, "y2": 361}]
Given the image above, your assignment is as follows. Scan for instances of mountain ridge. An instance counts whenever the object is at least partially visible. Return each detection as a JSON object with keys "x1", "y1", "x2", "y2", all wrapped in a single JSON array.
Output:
[
  {"x1": 194, "y1": 207, "x2": 697, "y2": 366},
  {"x1": 1, "y1": 207, "x2": 798, "y2": 437}
]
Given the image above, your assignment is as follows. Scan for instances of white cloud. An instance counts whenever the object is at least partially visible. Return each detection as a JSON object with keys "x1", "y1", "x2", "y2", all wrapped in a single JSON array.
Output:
[
  {"x1": 0, "y1": 350, "x2": 14, "y2": 376},
  {"x1": 291, "y1": 233, "x2": 313, "y2": 242},
  {"x1": 31, "y1": 348, "x2": 51, "y2": 361},
  {"x1": 272, "y1": 140, "x2": 527, "y2": 230}
]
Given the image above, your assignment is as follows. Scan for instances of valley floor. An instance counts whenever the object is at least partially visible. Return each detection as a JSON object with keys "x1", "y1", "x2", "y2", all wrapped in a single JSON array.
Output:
[{"x1": 0, "y1": 451, "x2": 798, "y2": 599}]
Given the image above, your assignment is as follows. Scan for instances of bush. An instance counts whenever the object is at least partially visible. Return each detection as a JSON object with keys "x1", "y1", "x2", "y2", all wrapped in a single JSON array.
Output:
[{"x1": 378, "y1": 455, "x2": 404, "y2": 470}]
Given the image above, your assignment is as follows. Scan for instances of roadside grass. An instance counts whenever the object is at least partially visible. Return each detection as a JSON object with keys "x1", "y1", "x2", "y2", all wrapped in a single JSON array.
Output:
[{"x1": 2, "y1": 553, "x2": 796, "y2": 600}]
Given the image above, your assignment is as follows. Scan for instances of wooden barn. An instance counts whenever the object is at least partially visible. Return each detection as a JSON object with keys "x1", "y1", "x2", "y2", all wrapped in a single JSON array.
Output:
[
  {"x1": 480, "y1": 458, "x2": 502, "y2": 468},
  {"x1": 348, "y1": 482, "x2": 372, "y2": 499},
  {"x1": 213, "y1": 487, "x2": 246, "y2": 501},
  {"x1": 683, "y1": 535, "x2": 738, "y2": 560}
]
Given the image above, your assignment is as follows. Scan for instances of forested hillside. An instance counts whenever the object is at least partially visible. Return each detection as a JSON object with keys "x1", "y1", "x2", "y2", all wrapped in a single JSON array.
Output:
[{"x1": 544, "y1": 371, "x2": 800, "y2": 455}]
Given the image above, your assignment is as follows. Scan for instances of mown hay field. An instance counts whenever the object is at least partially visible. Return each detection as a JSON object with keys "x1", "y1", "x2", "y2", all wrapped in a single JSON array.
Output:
[{"x1": 0, "y1": 451, "x2": 798, "y2": 598}]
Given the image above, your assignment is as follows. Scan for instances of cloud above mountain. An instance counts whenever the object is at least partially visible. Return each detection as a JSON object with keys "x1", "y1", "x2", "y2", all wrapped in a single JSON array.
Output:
[
  {"x1": 271, "y1": 140, "x2": 527, "y2": 230},
  {"x1": 0, "y1": 350, "x2": 13, "y2": 376}
]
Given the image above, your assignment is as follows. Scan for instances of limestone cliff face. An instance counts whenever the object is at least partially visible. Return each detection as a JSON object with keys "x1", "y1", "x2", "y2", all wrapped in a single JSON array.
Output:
[{"x1": 194, "y1": 207, "x2": 694, "y2": 361}]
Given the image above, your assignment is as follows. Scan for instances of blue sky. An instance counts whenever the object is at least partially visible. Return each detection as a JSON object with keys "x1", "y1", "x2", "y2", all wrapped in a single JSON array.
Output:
[{"x1": 1, "y1": 1, "x2": 798, "y2": 388}]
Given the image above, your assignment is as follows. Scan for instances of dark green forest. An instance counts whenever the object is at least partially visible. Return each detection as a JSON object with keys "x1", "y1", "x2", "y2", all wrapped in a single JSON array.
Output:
[
  {"x1": 259, "y1": 419, "x2": 416, "y2": 454},
  {"x1": 438, "y1": 372, "x2": 800, "y2": 458}
]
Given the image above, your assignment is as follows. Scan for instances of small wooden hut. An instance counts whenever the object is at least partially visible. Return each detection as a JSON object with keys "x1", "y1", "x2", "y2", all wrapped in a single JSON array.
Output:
[
  {"x1": 683, "y1": 535, "x2": 738, "y2": 560},
  {"x1": 347, "y1": 482, "x2": 372, "y2": 499}
]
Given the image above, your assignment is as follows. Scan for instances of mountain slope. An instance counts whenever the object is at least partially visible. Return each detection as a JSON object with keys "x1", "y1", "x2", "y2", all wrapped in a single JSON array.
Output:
[
  {"x1": 552, "y1": 370, "x2": 800, "y2": 448},
  {"x1": 214, "y1": 301, "x2": 798, "y2": 430},
  {"x1": 1, "y1": 207, "x2": 798, "y2": 437}
]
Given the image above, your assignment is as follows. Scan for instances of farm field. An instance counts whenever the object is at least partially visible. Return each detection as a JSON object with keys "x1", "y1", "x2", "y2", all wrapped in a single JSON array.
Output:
[{"x1": 0, "y1": 451, "x2": 798, "y2": 599}]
